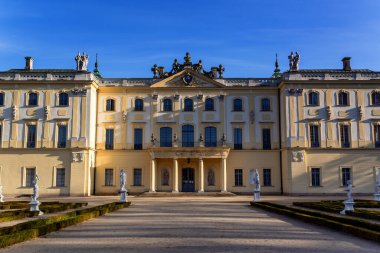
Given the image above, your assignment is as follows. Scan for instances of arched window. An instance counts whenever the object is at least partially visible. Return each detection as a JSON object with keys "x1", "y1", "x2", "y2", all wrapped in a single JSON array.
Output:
[
  {"x1": 163, "y1": 98, "x2": 172, "y2": 112},
  {"x1": 59, "y1": 92, "x2": 69, "y2": 106},
  {"x1": 372, "y1": 91, "x2": 380, "y2": 106},
  {"x1": 205, "y1": 126, "x2": 217, "y2": 147},
  {"x1": 338, "y1": 91, "x2": 349, "y2": 106},
  {"x1": 233, "y1": 98, "x2": 243, "y2": 111},
  {"x1": 135, "y1": 98, "x2": 144, "y2": 111},
  {"x1": 28, "y1": 92, "x2": 38, "y2": 106},
  {"x1": 106, "y1": 99, "x2": 115, "y2": 111},
  {"x1": 205, "y1": 98, "x2": 214, "y2": 111},
  {"x1": 160, "y1": 127, "x2": 172, "y2": 147},
  {"x1": 184, "y1": 98, "x2": 194, "y2": 111},
  {"x1": 182, "y1": 125, "x2": 194, "y2": 147},
  {"x1": 0, "y1": 92, "x2": 4, "y2": 106},
  {"x1": 261, "y1": 98, "x2": 270, "y2": 111},
  {"x1": 308, "y1": 91, "x2": 319, "y2": 106}
]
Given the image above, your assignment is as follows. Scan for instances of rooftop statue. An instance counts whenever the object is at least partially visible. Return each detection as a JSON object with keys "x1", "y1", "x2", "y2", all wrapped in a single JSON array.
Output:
[
  {"x1": 288, "y1": 51, "x2": 300, "y2": 71},
  {"x1": 151, "y1": 53, "x2": 224, "y2": 79},
  {"x1": 75, "y1": 52, "x2": 89, "y2": 71}
]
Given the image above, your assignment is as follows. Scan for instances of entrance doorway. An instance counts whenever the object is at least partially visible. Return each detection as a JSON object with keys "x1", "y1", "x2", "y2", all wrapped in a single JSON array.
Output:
[{"x1": 182, "y1": 168, "x2": 195, "y2": 192}]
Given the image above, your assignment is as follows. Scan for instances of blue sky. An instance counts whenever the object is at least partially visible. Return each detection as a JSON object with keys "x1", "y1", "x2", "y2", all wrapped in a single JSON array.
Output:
[{"x1": 0, "y1": 0, "x2": 379, "y2": 77}]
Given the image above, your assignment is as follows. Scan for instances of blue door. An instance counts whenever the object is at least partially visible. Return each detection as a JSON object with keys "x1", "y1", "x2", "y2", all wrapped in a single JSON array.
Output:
[{"x1": 182, "y1": 168, "x2": 195, "y2": 192}]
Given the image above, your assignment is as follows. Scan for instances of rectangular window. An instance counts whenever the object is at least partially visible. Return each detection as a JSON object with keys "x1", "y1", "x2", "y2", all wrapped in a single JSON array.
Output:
[
  {"x1": 25, "y1": 168, "x2": 36, "y2": 187},
  {"x1": 105, "y1": 168, "x2": 114, "y2": 186},
  {"x1": 341, "y1": 167, "x2": 351, "y2": 186},
  {"x1": 133, "y1": 168, "x2": 142, "y2": 186},
  {"x1": 27, "y1": 125, "x2": 36, "y2": 148},
  {"x1": 0, "y1": 125, "x2": 2, "y2": 147},
  {"x1": 134, "y1": 128, "x2": 143, "y2": 150},
  {"x1": 234, "y1": 169, "x2": 243, "y2": 186},
  {"x1": 105, "y1": 129, "x2": 114, "y2": 150},
  {"x1": 340, "y1": 125, "x2": 350, "y2": 148},
  {"x1": 57, "y1": 125, "x2": 67, "y2": 148},
  {"x1": 263, "y1": 169, "x2": 271, "y2": 186},
  {"x1": 310, "y1": 125, "x2": 320, "y2": 148},
  {"x1": 311, "y1": 168, "x2": 321, "y2": 186},
  {"x1": 56, "y1": 168, "x2": 65, "y2": 187},
  {"x1": 375, "y1": 125, "x2": 380, "y2": 148},
  {"x1": 234, "y1": 128, "x2": 242, "y2": 150},
  {"x1": 262, "y1": 128, "x2": 271, "y2": 150}
]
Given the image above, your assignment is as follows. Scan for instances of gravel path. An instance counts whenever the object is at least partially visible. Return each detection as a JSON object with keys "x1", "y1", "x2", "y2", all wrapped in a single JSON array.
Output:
[{"x1": 0, "y1": 196, "x2": 378, "y2": 253}]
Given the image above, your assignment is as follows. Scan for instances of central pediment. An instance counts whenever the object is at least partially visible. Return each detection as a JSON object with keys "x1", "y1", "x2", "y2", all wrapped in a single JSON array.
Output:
[{"x1": 150, "y1": 69, "x2": 225, "y2": 88}]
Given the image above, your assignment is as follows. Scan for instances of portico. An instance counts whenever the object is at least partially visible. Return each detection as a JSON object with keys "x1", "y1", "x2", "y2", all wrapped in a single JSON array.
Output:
[{"x1": 148, "y1": 147, "x2": 230, "y2": 193}]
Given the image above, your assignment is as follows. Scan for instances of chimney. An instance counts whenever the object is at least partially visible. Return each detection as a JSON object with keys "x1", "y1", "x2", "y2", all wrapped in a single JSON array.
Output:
[
  {"x1": 342, "y1": 57, "x2": 351, "y2": 71},
  {"x1": 25, "y1": 56, "x2": 34, "y2": 70}
]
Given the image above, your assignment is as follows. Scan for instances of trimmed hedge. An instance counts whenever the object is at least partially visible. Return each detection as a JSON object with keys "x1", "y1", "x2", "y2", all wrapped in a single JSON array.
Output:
[
  {"x1": 0, "y1": 201, "x2": 131, "y2": 248},
  {"x1": 294, "y1": 201, "x2": 380, "y2": 221},
  {"x1": 250, "y1": 202, "x2": 380, "y2": 243},
  {"x1": 0, "y1": 202, "x2": 88, "y2": 222}
]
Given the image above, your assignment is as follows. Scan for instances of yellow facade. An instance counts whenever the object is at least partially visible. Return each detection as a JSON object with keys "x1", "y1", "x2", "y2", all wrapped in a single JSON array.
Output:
[{"x1": 0, "y1": 54, "x2": 379, "y2": 196}]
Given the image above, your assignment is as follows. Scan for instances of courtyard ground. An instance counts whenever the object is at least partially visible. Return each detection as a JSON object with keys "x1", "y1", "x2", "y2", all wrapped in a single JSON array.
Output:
[{"x1": 0, "y1": 195, "x2": 379, "y2": 253}]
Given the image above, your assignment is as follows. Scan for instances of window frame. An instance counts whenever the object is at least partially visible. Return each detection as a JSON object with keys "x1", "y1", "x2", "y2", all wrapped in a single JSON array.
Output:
[
  {"x1": 133, "y1": 168, "x2": 142, "y2": 186},
  {"x1": 205, "y1": 97, "x2": 214, "y2": 111},
  {"x1": 310, "y1": 167, "x2": 321, "y2": 187},
  {"x1": 262, "y1": 128, "x2": 271, "y2": 150},
  {"x1": 340, "y1": 167, "x2": 352, "y2": 187},
  {"x1": 374, "y1": 124, "x2": 380, "y2": 148},
  {"x1": 57, "y1": 124, "x2": 67, "y2": 148},
  {"x1": 104, "y1": 168, "x2": 114, "y2": 186},
  {"x1": 308, "y1": 91, "x2": 319, "y2": 106},
  {"x1": 309, "y1": 124, "x2": 320, "y2": 148},
  {"x1": 233, "y1": 127, "x2": 242, "y2": 150},
  {"x1": 261, "y1": 98, "x2": 271, "y2": 111},
  {"x1": 205, "y1": 126, "x2": 217, "y2": 147},
  {"x1": 105, "y1": 128, "x2": 114, "y2": 150},
  {"x1": 56, "y1": 168, "x2": 66, "y2": 187},
  {"x1": 28, "y1": 92, "x2": 38, "y2": 106},
  {"x1": 160, "y1": 127, "x2": 172, "y2": 147},
  {"x1": 163, "y1": 98, "x2": 173, "y2": 112},
  {"x1": 182, "y1": 124, "x2": 194, "y2": 147},
  {"x1": 263, "y1": 168, "x2": 272, "y2": 187},
  {"x1": 340, "y1": 124, "x2": 350, "y2": 148},
  {"x1": 25, "y1": 168, "x2": 36, "y2": 187},
  {"x1": 58, "y1": 92, "x2": 69, "y2": 107},
  {"x1": 27, "y1": 124, "x2": 37, "y2": 148},
  {"x1": 372, "y1": 91, "x2": 380, "y2": 106},
  {"x1": 0, "y1": 92, "x2": 4, "y2": 106},
  {"x1": 234, "y1": 169, "x2": 243, "y2": 187},
  {"x1": 134, "y1": 128, "x2": 143, "y2": 150},
  {"x1": 338, "y1": 91, "x2": 349, "y2": 106},
  {"x1": 183, "y1": 98, "x2": 194, "y2": 112},
  {"x1": 134, "y1": 98, "x2": 144, "y2": 111},
  {"x1": 105, "y1": 99, "x2": 115, "y2": 111},
  {"x1": 233, "y1": 98, "x2": 243, "y2": 112}
]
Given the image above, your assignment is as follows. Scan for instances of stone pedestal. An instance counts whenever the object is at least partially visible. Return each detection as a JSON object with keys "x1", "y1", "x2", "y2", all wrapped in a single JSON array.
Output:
[
  {"x1": 0, "y1": 185, "x2": 4, "y2": 203},
  {"x1": 374, "y1": 194, "x2": 380, "y2": 201},
  {"x1": 340, "y1": 200, "x2": 355, "y2": 215},
  {"x1": 253, "y1": 190, "x2": 261, "y2": 202},
  {"x1": 119, "y1": 190, "x2": 127, "y2": 203},
  {"x1": 29, "y1": 200, "x2": 43, "y2": 215}
]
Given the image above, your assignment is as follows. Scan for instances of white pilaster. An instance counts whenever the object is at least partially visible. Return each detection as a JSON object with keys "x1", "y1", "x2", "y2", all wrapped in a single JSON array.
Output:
[
  {"x1": 172, "y1": 158, "x2": 179, "y2": 193},
  {"x1": 150, "y1": 159, "x2": 156, "y2": 192},
  {"x1": 198, "y1": 158, "x2": 204, "y2": 193},
  {"x1": 221, "y1": 157, "x2": 227, "y2": 192}
]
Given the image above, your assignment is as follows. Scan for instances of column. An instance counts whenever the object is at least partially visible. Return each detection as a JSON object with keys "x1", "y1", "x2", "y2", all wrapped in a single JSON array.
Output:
[
  {"x1": 172, "y1": 158, "x2": 179, "y2": 193},
  {"x1": 221, "y1": 157, "x2": 227, "y2": 192},
  {"x1": 198, "y1": 158, "x2": 204, "y2": 193},
  {"x1": 150, "y1": 159, "x2": 156, "y2": 192}
]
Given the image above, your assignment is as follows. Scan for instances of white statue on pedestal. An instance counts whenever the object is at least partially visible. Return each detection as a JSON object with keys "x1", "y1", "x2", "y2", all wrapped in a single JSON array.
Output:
[
  {"x1": 340, "y1": 180, "x2": 355, "y2": 215},
  {"x1": 29, "y1": 174, "x2": 43, "y2": 215},
  {"x1": 250, "y1": 169, "x2": 261, "y2": 202},
  {"x1": 119, "y1": 169, "x2": 127, "y2": 203}
]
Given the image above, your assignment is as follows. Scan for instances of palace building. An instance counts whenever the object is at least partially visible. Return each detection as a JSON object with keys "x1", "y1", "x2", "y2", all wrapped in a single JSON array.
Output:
[{"x1": 0, "y1": 53, "x2": 379, "y2": 196}]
